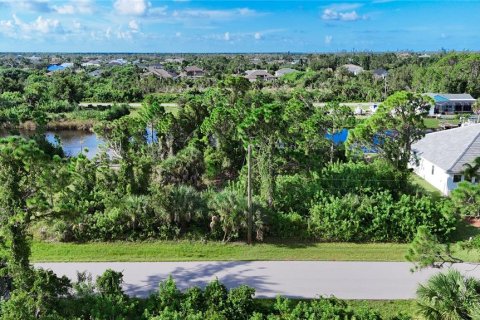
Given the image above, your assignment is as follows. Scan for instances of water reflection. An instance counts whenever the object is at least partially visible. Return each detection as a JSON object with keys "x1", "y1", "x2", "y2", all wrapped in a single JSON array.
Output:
[
  {"x1": 1, "y1": 128, "x2": 157, "y2": 159},
  {"x1": 0, "y1": 130, "x2": 106, "y2": 159}
]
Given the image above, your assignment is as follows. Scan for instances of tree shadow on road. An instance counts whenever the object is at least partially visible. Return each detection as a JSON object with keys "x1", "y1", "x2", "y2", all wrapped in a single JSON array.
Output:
[{"x1": 123, "y1": 261, "x2": 279, "y2": 298}]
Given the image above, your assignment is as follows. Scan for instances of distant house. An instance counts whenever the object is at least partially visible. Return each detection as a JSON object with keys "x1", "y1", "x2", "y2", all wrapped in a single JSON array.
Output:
[
  {"x1": 425, "y1": 93, "x2": 476, "y2": 115},
  {"x1": 373, "y1": 68, "x2": 388, "y2": 79},
  {"x1": 109, "y1": 58, "x2": 127, "y2": 66},
  {"x1": 245, "y1": 70, "x2": 275, "y2": 82},
  {"x1": 275, "y1": 68, "x2": 297, "y2": 77},
  {"x1": 341, "y1": 64, "x2": 364, "y2": 75},
  {"x1": 183, "y1": 66, "x2": 205, "y2": 78},
  {"x1": 60, "y1": 62, "x2": 74, "y2": 69},
  {"x1": 82, "y1": 60, "x2": 101, "y2": 67},
  {"x1": 146, "y1": 65, "x2": 178, "y2": 79},
  {"x1": 164, "y1": 58, "x2": 185, "y2": 64},
  {"x1": 28, "y1": 56, "x2": 42, "y2": 63},
  {"x1": 88, "y1": 70, "x2": 103, "y2": 78},
  {"x1": 411, "y1": 124, "x2": 480, "y2": 195}
]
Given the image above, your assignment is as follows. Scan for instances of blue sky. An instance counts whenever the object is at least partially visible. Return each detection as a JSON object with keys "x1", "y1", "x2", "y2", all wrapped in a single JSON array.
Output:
[{"x1": 0, "y1": 0, "x2": 479, "y2": 52}]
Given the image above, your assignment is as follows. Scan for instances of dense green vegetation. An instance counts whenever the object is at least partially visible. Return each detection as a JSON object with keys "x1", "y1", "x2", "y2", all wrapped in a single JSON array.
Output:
[
  {"x1": 9, "y1": 87, "x2": 453, "y2": 245},
  {"x1": 0, "y1": 51, "x2": 480, "y2": 318},
  {"x1": 0, "y1": 52, "x2": 479, "y2": 129}
]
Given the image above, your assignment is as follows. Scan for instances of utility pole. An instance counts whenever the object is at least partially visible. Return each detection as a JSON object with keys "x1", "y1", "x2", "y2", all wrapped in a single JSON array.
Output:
[
  {"x1": 247, "y1": 144, "x2": 252, "y2": 245},
  {"x1": 384, "y1": 75, "x2": 388, "y2": 99}
]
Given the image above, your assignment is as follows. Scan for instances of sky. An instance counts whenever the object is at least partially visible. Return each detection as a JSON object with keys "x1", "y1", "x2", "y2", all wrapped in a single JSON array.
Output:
[{"x1": 0, "y1": 0, "x2": 479, "y2": 53}]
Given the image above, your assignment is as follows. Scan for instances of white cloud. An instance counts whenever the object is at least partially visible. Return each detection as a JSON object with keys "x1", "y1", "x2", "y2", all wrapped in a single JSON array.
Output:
[
  {"x1": 114, "y1": 0, "x2": 149, "y2": 15},
  {"x1": 175, "y1": 32, "x2": 181, "y2": 37},
  {"x1": 54, "y1": 0, "x2": 94, "y2": 14},
  {"x1": 172, "y1": 8, "x2": 258, "y2": 20},
  {"x1": 0, "y1": 14, "x2": 63, "y2": 38},
  {"x1": 105, "y1": 27, "x2": 112, "y2": 39},
  {"x1": 326, "y1": 3, "x2": 362, "y2": 11},
  {"x1": 73, "y1": 20, "x2": 82, "y2": 30},
  {"x1": 339, "y1": 11, "x2": 360, "y2": 21},
  {"x1": 54, "y1": 4, "x2": 74, "y2": 14},
  {"x1": 10, "y1": 0, "x2": 51, "y2": 13},
  {"x1": 325, "y1": 35, "x2": 333, "y2": 44},
  {"x1": 129, "y1": 20, "x2": 139, "y2": 31},
  {"x1": 254, "y1": 32, "x2": 262, "y2": 40},
  {"x1": 30, "y1": 16, "x2": 61, "y2": 33},
  {"x1": 321, "y1": 8, "x2": 364, "y2": 21},
  {"x1": 224, "y1": 32, "x2": 230, "y2": 41},
  {"x1": 149, "y1": 6, "x2": 168, "y2": 17}
]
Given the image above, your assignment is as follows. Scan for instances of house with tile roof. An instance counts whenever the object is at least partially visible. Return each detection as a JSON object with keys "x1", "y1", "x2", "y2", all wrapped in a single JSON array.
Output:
[
  {"x1": 244, "y1": 69, "x2": 275, "y2": 82},
  {"x1": 183, "y1": 66, "x2": 205, "y2": 78},
  {"x1": 411, "y1": 123, "x2": 480, "y2": 195},
  {"x1": 146, "y1": 65, "x2": 178, "y2": 79},
  {"x1": 425, "y1": 93, "x2": 476, "y2": 115}
]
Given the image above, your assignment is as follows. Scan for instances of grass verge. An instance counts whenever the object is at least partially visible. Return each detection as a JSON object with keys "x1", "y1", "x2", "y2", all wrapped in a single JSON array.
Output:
[
  {"x1": 255, "y1": 299, "x2": 417, "y2": 319},
  {"x1": 31, "y1": 241, "x2": 409, "y2": 262}
]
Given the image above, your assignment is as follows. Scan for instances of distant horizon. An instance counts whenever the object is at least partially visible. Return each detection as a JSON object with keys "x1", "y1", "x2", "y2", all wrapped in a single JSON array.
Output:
[
  {"x1": 2, "y1": 50, "x2": 479, "y2": 55},
  {"x1": 0, "y1": 1, "x2": 479, "y2": 52}
]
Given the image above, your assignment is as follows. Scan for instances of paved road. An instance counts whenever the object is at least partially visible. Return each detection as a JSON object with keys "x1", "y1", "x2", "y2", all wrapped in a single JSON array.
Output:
[{"x1": 35, "y1": 261, "x2": 480, "y2": 299}]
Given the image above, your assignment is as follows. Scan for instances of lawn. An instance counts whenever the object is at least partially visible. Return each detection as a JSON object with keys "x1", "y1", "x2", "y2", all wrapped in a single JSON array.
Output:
[
  {"x1": 31, "y1": 241, "x2": 409, "y2": 262},
  {"x1": 409, "y1": 174, "x2": 442, "y2": 198},
  {"x1": 423, "y1": 117, "x2": 460, "y2": 129},
  {"x1": 348, "y1": 299, "x2": 417, "y2": 319},
  {"x1": 255, "y1": 299, "x2": 417, "y2": 319}
]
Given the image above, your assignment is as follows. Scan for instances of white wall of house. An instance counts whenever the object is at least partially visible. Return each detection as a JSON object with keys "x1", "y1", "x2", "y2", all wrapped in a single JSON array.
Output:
[
  {"x1": 412, "y1": 157, "x2": 478, "y2": 195},
  {"x1": 412, "y1": 157, "x2": 452, "y2": 195}
]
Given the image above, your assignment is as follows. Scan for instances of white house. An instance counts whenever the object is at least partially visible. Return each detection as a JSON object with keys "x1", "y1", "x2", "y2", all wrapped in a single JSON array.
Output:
[
  {"x1": 411, "y1": 124, "x2": 480, "y2": 195},
  {"x1": 341, "y1": 64, "x2": 364, "y2": 75},
  {"x1": 425, "y1": 93, "x2": 476, "y2": 115}
]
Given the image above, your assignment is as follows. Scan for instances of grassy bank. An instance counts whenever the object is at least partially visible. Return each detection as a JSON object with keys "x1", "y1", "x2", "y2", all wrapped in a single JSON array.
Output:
[
  {"x1": 255, "y1": 299, "x2": 417, "y2": 319},
  {"x1": 348, "y1": 300, "x2": 417, "y2": 319},
  {"x1": 31, "y1": 241, "x2": 409, "y2": 262}
]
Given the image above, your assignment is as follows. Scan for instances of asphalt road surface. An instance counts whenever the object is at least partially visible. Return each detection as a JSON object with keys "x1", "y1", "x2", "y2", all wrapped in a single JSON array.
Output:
[{"x1": 35, "y1": 261, "x2": 480, "y2": 299}]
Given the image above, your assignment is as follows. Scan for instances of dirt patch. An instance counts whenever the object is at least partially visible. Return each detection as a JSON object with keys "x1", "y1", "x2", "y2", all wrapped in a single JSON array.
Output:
[{"x1": 465, "y1": 217, "x2": 480, "y2": 228}]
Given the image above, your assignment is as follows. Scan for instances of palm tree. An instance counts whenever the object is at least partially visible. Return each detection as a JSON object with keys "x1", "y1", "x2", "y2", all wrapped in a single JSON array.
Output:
[
  {"x1": 209, "y1": 186, "x2": 247, "y2": 242},
  {"x1": 462, "y1": 156, "x2": 480, "y2": 182},
  {"x1": 416, "y1": 269, "x2": 480, "y2": 320}
]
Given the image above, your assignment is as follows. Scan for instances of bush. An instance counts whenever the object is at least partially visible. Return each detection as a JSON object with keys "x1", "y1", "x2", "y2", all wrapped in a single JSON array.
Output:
[
  {"x1": 268, "y1": 212, "x2": 309, "y2": 239},
  {"x1": 308, "y1": 191, "x2": 457, "y2": 242},
  {"x1": 274, "y1": 174, "x2": 321, "y2": 216},
  {"x1": 319, "y1": 160, "x2": 413, "y2": 197}
]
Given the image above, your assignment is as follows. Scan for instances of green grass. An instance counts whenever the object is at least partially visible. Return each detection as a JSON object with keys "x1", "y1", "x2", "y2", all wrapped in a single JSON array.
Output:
[
  {"x1": 31, "y1": 241, "x2": 409, "y2": 262},
  {"x1": 348, "y1": 300, "x2": 417, "y2": 319},
  {"x1": 256, "y1": 299, "x2": 417, "y2": 319},
  {"x1": 410, "y1": 174, "x2": 442, "y2": 198},
  {"x1": 423, "y1": 117, "x2": 460, "y2": 129}
]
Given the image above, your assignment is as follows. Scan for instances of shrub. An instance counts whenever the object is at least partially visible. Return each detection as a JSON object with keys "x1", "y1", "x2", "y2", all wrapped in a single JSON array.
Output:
[{"x1": 308, "y1": 191, "x2": 457, "y2": 242}]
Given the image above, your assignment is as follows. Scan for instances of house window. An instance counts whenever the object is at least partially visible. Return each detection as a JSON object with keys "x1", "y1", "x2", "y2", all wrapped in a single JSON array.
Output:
[
  {"x1": 431, "y1": 165, "x2": 435, "y2": 175},
  {"x1": 453, "y1": 175, "x2": 462, "y2": 183}
]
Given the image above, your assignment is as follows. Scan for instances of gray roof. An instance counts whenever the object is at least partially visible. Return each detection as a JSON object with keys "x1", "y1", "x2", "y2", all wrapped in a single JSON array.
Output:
[
  {"x1": 342, "y1": 64, "x2": 364, "y2": 74},
  {"x1": 412, "y1": 124, "x2": 480, "y2": 173},
  {"x1": 373, "y1": 68, "x2": 388, "y2": 76},
  {"x1": 275, "y1": 68, "x2": 297, "y2": 77},
  {"x1": 245, "y1": 69, "x2": 275, "y2": 79},
  {"x1": 425, "y1": 93, "x2": 475, "y2": 102}
]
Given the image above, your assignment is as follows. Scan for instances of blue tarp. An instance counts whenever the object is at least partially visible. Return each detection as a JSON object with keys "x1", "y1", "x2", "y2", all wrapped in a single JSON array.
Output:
[
  {"x1": 325, "y1": 128, "x2": 349, "y2": 145},
  {"x1": 47, "y1": 65, "x2": 65, "y2": 72}
]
